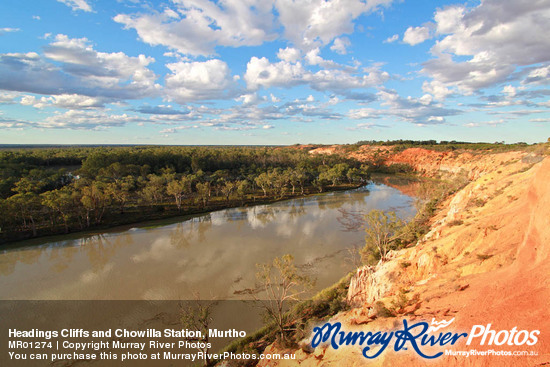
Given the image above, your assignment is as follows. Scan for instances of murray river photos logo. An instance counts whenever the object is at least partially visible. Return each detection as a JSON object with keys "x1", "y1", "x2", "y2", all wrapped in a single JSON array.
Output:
[{"x1": 310, "y1": 318, "x2": 540, "y2": 359}]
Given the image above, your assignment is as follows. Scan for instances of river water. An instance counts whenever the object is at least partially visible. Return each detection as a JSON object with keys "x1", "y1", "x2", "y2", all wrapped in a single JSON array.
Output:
[{"x1": 0, "y1": 180, "x2": 416, "y2": 300}]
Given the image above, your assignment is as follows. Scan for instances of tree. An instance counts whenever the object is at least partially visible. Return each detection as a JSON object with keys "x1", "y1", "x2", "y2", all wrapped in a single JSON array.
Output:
[
  {"x1": 139, "y1": 174, "x2": 166, "y2": 206},
  {"x1": 361, "y1": 210, "x2": 406, "y2": 263},
  {"x1": 255, "y1": 254, "x2": 313, "y2": 344},
  {"x1": 40, "y1": 188, "x2": 73, "y2": 233},
  {"x1": 105, "y1": 176, "x2": 134, "y2": 213},
  {"x1": 235, "y1": 179, "x2": 250, "y2": 205},
  {"x1": 269, "y1": 169, "x2": 288, "y2": 199},
  {"x1": 196, "y1": 181, "x2": 211, "y2": 208},
  {"x1": 9, "y1": 177, "x2": 42, "y2": 236},
  {"x1": 180, "y1": 297, "x2": 217, "y2": 367},
  {"x1": 255, "y1": 172, "x2": 270, "y2": 197},
  {"x1": 166, "y1": 175, "x2": 192, "y2": 211},
  {"x1": 220, "y1": 180, "x2": 237, "y2": 202},
  {"x1": 80, "y1": 181, "x2": 111, "y2": 226}
]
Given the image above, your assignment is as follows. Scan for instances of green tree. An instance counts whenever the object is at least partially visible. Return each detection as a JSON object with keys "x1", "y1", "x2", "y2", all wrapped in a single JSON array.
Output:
[
  {"x1": 195, "y1": 181, "x2": 211, "y2": 208},
  {"x1": 235, "y1": 179, "x2": 250, "y2": 205},
  {"x1": 180, "y1": 297, "x2": 217, "y2": 367},
  {"x1": 105, "y1": 176, "x2": 134, "y2": 213},
  {"x1": 220, "y1": 180, "x2": 237, "y2": 203},
  {"x1": 269, "y1": 169, "x2": 288, "y2": 199},
  {"x1": 255, "y1": 172, "x2": 271, "y2": 197},
  {"x1": 139, "y1": 174, "x2": 166, "y2": 206},
  {"x1": 166, "y1": 175, "x2": 193, "y2": 211},
  {"x1": 255, "y1": 254, "x2": 313, "y2": 344},
  {"x1": 40, "y1": 188, "x2": 73, "y2": 233},
  {"x1": 361, "y1": 210, "x2": 406, "y2": 263},
  {"x1": 80, "y1": 181, "x2": 110, "y2": 226}
]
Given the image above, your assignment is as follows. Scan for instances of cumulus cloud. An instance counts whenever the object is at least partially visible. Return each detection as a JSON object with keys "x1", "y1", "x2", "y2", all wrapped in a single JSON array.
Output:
[
  {"x1": 57, "y1": 0, "x2": 92, "y2": 12},
  {"x1": 277, "y1": 47, "x2": 302, "y2": 63},
  {"x1": 423, "y1": 0, "x2": 550, "y2": 95},
  {"x1": 422, "y1": 80, "x2": 452, "y2": 100},
  {"x1": 0, "y1": 35, "x2": 160, "y2": 100},
  {"x1": 114, "y1": 0, "x2": 277, "y2": 56},
  {"x1": 403, "y1": 26, "x2": 431, "y2": 46},
  {"x1": 114, "y1": 0, "x2": 393, "y2": 55},
  {"x1": 244, "y1": 56, "x2": 389, "y2": 97},
  {"x1": 0, "y1": 92, "x2": 20, "y2": 104},
  {"x1": 276, "y1": 0, "x2": 393, "y2": 50},
  {"x1": 164, "y1": 59, "x2": 239, "y2": 102},
  {"x1": 330, "y1": 37, "x2": 351, "y2": 54},
  {"x1": 244, "y1": 57, "x2": 307, "y2": 90}
]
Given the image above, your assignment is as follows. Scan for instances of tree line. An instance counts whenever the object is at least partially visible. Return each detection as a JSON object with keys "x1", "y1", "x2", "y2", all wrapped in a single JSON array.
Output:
[{"x1": 0, "y1": 146, "x2": 370, "y2": 243}]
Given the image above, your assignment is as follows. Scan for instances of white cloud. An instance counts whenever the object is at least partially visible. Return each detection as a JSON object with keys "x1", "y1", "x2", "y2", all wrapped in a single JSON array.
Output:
[
  {"x1": 277, "y1": 47, "x2": 301, "y2": 63},
  {"x1": 165, "y1": 59, "x2": 238, "y2": 102},
  {"x1": 57, "y1": 0, "x2": 92, "y2": 12},
  {"x1": 0, "y1": 92, "x2": 19, "y2": 104},
  {"x1": 237, "y1": 93, "x2": 263, "y2": 106},
  {"x1": 270, "y1": 93, "x2": 280, "y2": 103},
  {"x1": 44, "y1": 35, "x2": 158, "y2": 94},
  {"x1": 244, "y1": 56, "x2": 388, "y2": 95},
  {"x1": 20, "y1": 95, "x2": 37, "y2": 106},
  {"x1": 433, "y1": 6, "x2": 463, "y2": 35},
  {"x1": 502, "y1": 85, "x2": 516, "y2": 97},
  {"x1": 330, "y1": 37, "x2": 351, "y2": 54},
  {"x1": 422, "y1": 80, "x2": 452, "y2": 100},
  {"x1": 348, "y1": 88, "x2": 460, "y2": 125},
  {"x1": 21, "y1": 94, "x2": 107, "y2": 109},
  {"x1": 423, "y1": 0, "x2": 550, "y2": 94},
  {"x1": 244, "y1": 57, "x2": 307, "y2": 90},
  {"x1": 0, "y1": 28, "x2": 20, "y2": 35},
  {"x1": 0, "y1": 35, "x2": 160, "y2": 100},
  {"x1": 1, "y1": 110, "x2": 147, "y2": 130},
  {"x1": 276, "y1": 0, "x2": 393, "y2": 50},
  {"x1": 384, "y1": 34, "x2": 398, "y2": 43},
  {"x1": 523, "y1": 65, "x2": 550, "y2": 85},
  {"x1": 403, "y1": 26, "x2": 431, "y2": 46},
  {"x1": 114, "y1": 0, "x2": 277, "y2": 56},
  {"x1": 305, "y1": 48, "x2": 338, "y2": 68},
  {"x1": 40, "y1": 110, "x2": 144, "y2": 129},
  {"x1": 114, "y1": 0, "x2": 393, "y2": 55}
]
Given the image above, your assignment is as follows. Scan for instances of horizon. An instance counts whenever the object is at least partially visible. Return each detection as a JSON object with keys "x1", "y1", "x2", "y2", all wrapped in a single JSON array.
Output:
[{"x1": 1, "y1": 0, "x2": 550, "y2": 145}]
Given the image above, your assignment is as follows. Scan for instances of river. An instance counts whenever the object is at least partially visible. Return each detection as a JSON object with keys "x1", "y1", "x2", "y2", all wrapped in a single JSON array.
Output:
[{"x1": 0, "y1": 179, "x2": 416, "y2": 301}]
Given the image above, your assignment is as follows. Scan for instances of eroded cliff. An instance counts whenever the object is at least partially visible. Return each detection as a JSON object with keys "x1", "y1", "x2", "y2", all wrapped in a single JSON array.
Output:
[{"x1": 256, "y1": 146, "x2": 550, "y2": 366}]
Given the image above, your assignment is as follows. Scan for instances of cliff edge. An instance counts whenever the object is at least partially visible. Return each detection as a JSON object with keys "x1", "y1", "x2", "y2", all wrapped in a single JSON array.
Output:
[{"x1": 257, "y1": 147, "x2": 550, "y2": 366}]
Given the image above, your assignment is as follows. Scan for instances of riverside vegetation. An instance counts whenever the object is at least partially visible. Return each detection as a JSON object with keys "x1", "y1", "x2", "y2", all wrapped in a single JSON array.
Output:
[{"x1": 0, "y1": 145, "x2": 374, "y2": 244}]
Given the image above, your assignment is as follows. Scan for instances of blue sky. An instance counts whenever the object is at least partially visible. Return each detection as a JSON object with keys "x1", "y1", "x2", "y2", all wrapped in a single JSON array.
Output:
[{"x1": 1, "y1": 0, "x2": 549, "y2": 145}]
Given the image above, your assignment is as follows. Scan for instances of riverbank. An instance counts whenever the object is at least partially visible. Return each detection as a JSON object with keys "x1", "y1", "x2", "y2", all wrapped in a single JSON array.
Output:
[{"x1": 0, "y1": 183, "x2": 364, "y2": 246}]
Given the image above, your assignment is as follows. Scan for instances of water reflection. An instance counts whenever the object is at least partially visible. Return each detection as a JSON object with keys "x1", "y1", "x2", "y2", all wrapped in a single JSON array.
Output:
[{"x1": 0, "y1": 181, "x2": 416, "y2": 300}]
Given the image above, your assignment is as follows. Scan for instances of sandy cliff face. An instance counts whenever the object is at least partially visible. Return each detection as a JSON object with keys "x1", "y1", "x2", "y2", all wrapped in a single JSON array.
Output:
[
  {"x1": 310, "y1": 145, "x2": 532, "y2": 180},
  {"x1": 257, "y1": 147, "x2": 550, "y2": 367}
]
